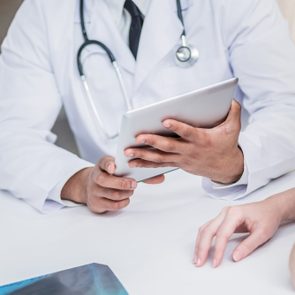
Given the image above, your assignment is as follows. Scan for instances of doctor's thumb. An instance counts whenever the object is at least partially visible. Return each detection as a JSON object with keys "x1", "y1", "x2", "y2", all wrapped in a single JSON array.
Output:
[
  {"x1": 99, "y1": 156, "x2": 116, "y2": 175},
  {"x1": 222, "y1": 100, "x2": 241, "y2": 135},
  {"x1": 227, "y1": 100, "x2": 241, "y2": 122}
]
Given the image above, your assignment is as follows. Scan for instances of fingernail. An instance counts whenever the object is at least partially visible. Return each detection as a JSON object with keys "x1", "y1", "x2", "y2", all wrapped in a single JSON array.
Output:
[
  {"x1": 233, "y1": 250, "x2": 242, "y2": 262},
  {"x1": 196, "y1": 258, "x2": 202, "y2": 267},
  {"x1": 125, "y1": 151, "x2": 135, "y2": 158},
  {"x1": 136, "y1": 137, "x2": 146, "y2": 144},
  {"x1": 212, "y1": 259, "x2": 218, "y2": 268},
  {"x1": 130, "y1": 181, "x2": 137, "y2": 189},
  {"x1": 163, "y1": 120, "x2": 171, "y2": 128},
  {"x1": 106, "y1": 163, "x2": 114, "y2": 173}
]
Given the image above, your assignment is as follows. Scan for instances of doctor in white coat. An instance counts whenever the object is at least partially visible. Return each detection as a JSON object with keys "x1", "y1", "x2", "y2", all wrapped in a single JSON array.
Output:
[{"x1": 0, "y1": 0, "x2": 295, "y2": 213}]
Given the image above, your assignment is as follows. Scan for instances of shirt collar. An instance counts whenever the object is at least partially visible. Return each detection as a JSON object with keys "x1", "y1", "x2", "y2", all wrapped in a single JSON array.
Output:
[{"x1": 106, "y1": 0, "x2": 151, "y2": 26}]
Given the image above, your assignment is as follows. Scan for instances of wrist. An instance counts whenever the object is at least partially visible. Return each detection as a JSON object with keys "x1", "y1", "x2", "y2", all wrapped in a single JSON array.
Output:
[
  {"x1": 266, "y1": 188, "x2": 295, "y2": 225},
  {"x1": 61, "y1": 167, "x2": 92, "y2": 204},
  {"x1": 213, "y1": 147, "x2": 244, "y2": 185}
]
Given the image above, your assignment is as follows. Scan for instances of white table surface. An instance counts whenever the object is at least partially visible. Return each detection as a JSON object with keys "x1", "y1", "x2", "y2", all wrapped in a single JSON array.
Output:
[{"x1": 0, "y1": 170, "x2": 295, "y2": 295}]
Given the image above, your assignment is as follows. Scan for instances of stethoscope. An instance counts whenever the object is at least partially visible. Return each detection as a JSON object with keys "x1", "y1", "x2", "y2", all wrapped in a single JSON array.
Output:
[{"x1": 77, "y1": 0, "x2": 199, "y2": 139}]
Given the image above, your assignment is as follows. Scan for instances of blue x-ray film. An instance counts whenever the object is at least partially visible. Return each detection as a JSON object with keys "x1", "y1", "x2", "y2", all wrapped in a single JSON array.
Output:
[{"x1": 0, "y1": 263, "x2": 128, "y2": 295}]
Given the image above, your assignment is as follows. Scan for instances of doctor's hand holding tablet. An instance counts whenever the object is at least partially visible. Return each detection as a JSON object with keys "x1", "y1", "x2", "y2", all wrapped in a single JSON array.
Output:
[{"x1": 124, "y1": 100, "x2": 242, "y2": 184}]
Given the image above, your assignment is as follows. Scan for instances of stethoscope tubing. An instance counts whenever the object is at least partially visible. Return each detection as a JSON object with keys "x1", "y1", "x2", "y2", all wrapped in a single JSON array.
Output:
[{"x1": 77, "y1": 0, "x2": 198, "y2": 139}]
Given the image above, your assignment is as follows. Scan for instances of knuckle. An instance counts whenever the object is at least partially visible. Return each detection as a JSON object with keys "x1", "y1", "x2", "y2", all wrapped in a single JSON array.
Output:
[
  {"x1": 146, "y1": 136, "x2": 155, "y2": 145},
  {"x1": 119, "y1": 180, "x2": 130, "y2": 190},
  {"x1": 198, "y1": 224, "x2": 208, "y2": 235},
  {"x1": 163, "y1": 141, "x2": 174, "y2": 152},
  {"x1": 216, "y1": 232, "x2": 229, "y2": 241},
  {"x1": 198, "y1": 227, "x2": 204, "y2": 236},
  {"x1": 202, "y1": 132, "x2": 213, "y2": 146},
  {"x1": 170, "y1": 123, "x2": 178, "y2": 132},
  {"x1": 135, "y1": 151, "x2": 143, "y2": 159},
  {"x1": 226, "y1": 206, "x2": 240, "y2": 217},
  {"x1": 228, "y1": 207, "x2": 244, "y2": 224},
  {"x1": 182, "y1": 128, "x2": 192, "y2": 139},
  {"x1": 155, "y1": 155, "x2": 164, "y2": 163},
  {"x1": 87, "y1": 199, "x2": 106, "y2": 214},
  {"x1": 95, "y1": 172, "x2": 105, "y2": 185},
  {"x1": 111, "y1": 190, "x2": 121, "y2": 200}
]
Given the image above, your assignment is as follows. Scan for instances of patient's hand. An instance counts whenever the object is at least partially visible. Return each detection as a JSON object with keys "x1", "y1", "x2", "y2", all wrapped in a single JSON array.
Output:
[{"x1": 194, "y1": 188, "x2": 295, "y2": 267}]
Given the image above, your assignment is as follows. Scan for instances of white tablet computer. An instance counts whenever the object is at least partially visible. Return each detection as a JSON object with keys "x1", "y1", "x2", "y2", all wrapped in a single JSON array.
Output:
[{"x1": 115, "y1": 77, "x2": 238, "y2": 181}]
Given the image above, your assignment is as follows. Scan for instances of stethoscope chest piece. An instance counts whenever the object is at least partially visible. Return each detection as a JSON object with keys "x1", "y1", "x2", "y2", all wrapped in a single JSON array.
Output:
[{"x1": 175, "y1": 44, "x2": 199, "y2": 67}]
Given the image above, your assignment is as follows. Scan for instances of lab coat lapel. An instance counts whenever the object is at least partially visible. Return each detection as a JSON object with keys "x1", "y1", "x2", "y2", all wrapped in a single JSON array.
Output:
[
  {"x1": 92, "y1": 0, "x2": 135, "y2": 75},
  {"x1": 133, "y1": 0, "x2": 192, "y2": 92}
]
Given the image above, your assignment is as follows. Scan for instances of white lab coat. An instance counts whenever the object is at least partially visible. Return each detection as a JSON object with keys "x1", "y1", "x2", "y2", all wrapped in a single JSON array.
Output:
[{"x1": 0, "y1": 0, "x2": 295, "y2": 212}]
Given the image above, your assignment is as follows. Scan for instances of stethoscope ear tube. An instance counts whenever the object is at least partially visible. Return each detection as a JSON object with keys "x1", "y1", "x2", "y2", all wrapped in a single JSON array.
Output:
[{"x1": 80, "y1": 0, "x2": 88, "y2": 41}]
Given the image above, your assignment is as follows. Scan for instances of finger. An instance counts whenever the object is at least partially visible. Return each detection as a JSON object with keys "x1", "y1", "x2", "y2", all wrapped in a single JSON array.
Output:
[
  {"x1": 143, "y1": 174, "x2": 165, "y2": 184},
  {"x1": 99, "y1": 156, "x2": 116, "y2": 174},
  {"x1": 125, "y1": 148, "x2": 178, "y2": 164},
  {"x1": 212, "y1": 214, "x2": 244, "y2": 267},
  {"x1": 232, "y1": 230, "x2": 270, "y2": 262},
  {"x1": 224, "y1": 100, "x2": 241, "y2": 125},
  {"x1": 96, "y1": 186, "x2": 134, "y2": 201},
  {"x1": 94, "y1": 171, "x2": 137, "y2": 191},
  {"x1": 128, "y1": 159, "x2": 176, "y2": 169},
  {"x1": 162, "y1": 119, "x2": 201, "y2": 142},
  {"x1": 194, "y1": 210, "x2": 227, "y2": 267},
  {"x1": 194, "y1": 221, "x2": 210, "y2": 263},
  {"x1": 88, "y1": 197, "x2": 130, "y2": 214},
  {"x1": 134, "y1": 134, "x2": 186, "y2": 153}
]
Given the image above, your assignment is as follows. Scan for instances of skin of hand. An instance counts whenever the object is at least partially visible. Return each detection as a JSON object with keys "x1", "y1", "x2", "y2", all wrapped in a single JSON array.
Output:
[
  {"x1": 61, "y1": 156, "x2": 165, "y2": 214},
  {"x1": 194, "y1": 188, "x2": 295, "y2": 268},
  {"x1": 125, "y1": 100, "x2": 244, "y2": 185},
  {"x1": 290, "y1": 244, "x2": 295, "y2": 288}
]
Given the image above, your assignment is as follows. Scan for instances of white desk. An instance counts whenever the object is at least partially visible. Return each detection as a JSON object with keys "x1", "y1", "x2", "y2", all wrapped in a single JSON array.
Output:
[{"x1": 0, "y1": 170, "x2": 295, "y2": 295}]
